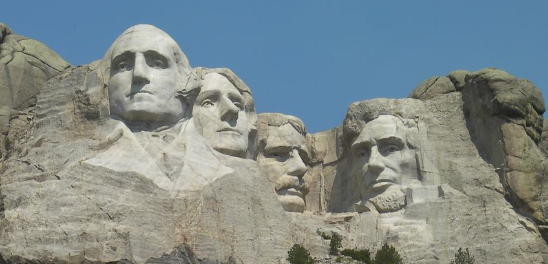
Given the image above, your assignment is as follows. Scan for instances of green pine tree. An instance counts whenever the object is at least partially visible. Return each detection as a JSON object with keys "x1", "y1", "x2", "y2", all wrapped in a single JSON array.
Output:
[
  {"x1": 287, "y1": 244, "x2": 315, "y2": 264},
  {"x1": 374, "y1": 243, "x2": 403, "y2": 264},
  {"x1": 330, "y1": 232, "x2": 342, "y2": 255},
  {"x1": 449, "y1": 248, "x2": 475, "y2": 264}
]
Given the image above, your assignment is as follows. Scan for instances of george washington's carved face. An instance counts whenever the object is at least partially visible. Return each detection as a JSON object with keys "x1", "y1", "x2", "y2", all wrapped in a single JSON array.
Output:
[{"x1": 108, "y1": 26, "x2": 185, "y2": 125}]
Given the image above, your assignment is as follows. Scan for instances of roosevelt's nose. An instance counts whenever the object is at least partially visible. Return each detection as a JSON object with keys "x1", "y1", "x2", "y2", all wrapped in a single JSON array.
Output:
[
  {"x1": 219, "y1": 97, "x2": 240, "y2": 122},
  {"x1": 366, "y1": 145, "x2": 385, "y2": 174},
  {"x1": 132, "y1": 53, "x2": 150, "y2": 85},
  {"x1": 287, "y1": 149, "x2": 308, "y2": 177}
]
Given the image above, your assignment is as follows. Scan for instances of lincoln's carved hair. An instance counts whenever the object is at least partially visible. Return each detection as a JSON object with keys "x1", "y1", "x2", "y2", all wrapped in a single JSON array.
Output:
[{"x1": 342, "y1": 98, "x2": 425, "y2": 150}]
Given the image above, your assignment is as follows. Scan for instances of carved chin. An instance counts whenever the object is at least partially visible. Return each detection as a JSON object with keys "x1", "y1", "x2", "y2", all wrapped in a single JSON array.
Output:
[
  {"x1": 369, "y1": 186, "x2": 406, "y2": 213},
  {"x1": 278, "y1": 195, "x2": 305, "y2": 213}
]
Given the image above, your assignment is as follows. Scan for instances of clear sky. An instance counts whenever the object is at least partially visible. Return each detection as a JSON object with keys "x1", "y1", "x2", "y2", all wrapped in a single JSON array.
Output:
[{"x1": 2, "y1": 1, "x2": 547, "y2": 133}]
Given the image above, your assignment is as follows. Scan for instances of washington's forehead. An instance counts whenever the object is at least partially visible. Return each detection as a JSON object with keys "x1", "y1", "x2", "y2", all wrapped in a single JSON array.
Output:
[{"x1": 111, "y1": 31, "x2": 174, "y2": 59}]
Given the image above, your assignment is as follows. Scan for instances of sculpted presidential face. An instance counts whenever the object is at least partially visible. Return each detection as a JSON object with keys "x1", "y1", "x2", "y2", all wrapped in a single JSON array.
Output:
[
  {"x1": 349, "y1": 115, "x2": 415, "y2": 213},
  {"x1": 107, "y1": 25, "x2": 187, "y2": 125},
  {"x1": 257, "y1": 115, "x2": 309, "y2": 213},
  {"x1": 193, "y1": 73, "x2": 249, "y2": 157}
]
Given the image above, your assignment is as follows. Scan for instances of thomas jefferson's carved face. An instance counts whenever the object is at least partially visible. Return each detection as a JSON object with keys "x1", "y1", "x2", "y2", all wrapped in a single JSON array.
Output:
[
  {"x1": 350, "y1": 115, "x2": 414, "y2": 212},
  {"x1": 108, "y1": 28, "x2": 184, "y2": 125},
  {"x1": 193, "y1": 73, "x2": 249, "y2": 157},
  {"x1": 257, "y1": 123, "x2": 309, "y2": 212}
]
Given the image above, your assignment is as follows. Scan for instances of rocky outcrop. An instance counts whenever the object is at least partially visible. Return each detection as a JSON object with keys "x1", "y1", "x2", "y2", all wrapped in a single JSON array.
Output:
[{"x1": 0, "y1": 23, "x2": 71, "y2": 110}]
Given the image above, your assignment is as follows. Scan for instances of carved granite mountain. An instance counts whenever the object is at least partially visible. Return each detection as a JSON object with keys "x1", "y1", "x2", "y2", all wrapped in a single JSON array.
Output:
[{"x1": 1, "y1": 23, "x2": 548, "y2": 264}]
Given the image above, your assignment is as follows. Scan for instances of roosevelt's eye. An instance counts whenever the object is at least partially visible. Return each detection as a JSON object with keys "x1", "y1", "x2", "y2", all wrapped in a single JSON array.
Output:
[
  {"x1": 267, "y1": 151, "x2": 290, "y2": 162},
  {"x1": 201, "y1": 99, "x2": 214, "y2": 107},
  {"x1": 386, "y1": 145, "x2": 400, "y2": 153}
]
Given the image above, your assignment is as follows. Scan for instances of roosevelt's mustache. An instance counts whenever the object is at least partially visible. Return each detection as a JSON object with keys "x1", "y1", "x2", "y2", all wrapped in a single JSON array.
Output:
[{"x1": 274, "y1": 175, "x2": 310, "y2": 194}]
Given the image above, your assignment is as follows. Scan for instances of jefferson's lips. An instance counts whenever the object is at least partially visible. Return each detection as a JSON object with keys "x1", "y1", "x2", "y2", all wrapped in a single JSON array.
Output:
[
  {"x1": 128, "y1": 90, "x2": 153, "y2": 97},
  {"x1": 218, "y1": 128, "x2": 242, "y2": 135}
]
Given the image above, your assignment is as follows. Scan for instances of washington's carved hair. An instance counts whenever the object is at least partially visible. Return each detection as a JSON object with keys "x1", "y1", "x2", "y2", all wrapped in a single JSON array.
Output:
[{"x1": 99, "y1": 24, "x2": 192, "y2": 87}]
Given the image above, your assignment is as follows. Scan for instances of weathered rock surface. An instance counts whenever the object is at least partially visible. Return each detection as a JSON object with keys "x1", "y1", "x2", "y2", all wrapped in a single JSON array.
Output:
[
  {"x1": 0, "y1": 23, "x2": 71, "y2": 110},
  {"x1": 1, "y1": 24, "x2": 548, "y2": 264}
]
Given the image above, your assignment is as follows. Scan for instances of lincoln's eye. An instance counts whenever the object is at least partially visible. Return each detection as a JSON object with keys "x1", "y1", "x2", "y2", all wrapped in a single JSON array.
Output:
[
  {"x1": 356, "y1": 148, "x2": 369, "y2": 158},
  {"x1": 386, "y1": 144, "x2": 401, "y2": 153}
]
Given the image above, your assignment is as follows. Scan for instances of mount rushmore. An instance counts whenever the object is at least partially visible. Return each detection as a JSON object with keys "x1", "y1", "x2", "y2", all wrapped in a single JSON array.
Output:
[{"x1": 1, "y1": 23, "x2": 548, "y2": 263}]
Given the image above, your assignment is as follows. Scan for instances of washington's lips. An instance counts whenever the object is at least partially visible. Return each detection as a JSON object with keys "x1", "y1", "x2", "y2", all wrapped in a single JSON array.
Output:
[{"x1": 128, "y1": 90, "x2": 153, "y2": 97}]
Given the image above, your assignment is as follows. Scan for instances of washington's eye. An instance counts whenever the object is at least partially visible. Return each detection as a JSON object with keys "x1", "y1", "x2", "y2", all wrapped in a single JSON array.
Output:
[
  {"x1": 118, "y1": 62, "x2": 131, "y2": 71},
  {"x1": 201, "y1": 99, "x2": 214, "y2": 107},
  {"x1": 152, "y1": 59, "x2": 165, "y2": 68}
]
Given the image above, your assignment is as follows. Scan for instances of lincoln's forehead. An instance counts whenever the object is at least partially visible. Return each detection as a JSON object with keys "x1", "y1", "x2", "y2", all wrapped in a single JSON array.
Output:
[{"x1": 358, "y1": 115, "x2": 406, "y2": 143}]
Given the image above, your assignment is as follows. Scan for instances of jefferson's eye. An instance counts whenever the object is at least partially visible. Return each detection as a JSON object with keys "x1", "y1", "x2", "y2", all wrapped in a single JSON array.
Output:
[
  {"x1": 233, "y1": 102, "x2": 243, "y2": 110},
  {"x1": 201, "y1": 99, "x2": 214, "y2": 107}
]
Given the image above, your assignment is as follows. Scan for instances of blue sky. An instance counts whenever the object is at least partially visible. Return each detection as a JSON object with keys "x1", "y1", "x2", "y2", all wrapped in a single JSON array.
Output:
[{"x1": 3, "y1": 1, "x2": 547, "y2": 132}]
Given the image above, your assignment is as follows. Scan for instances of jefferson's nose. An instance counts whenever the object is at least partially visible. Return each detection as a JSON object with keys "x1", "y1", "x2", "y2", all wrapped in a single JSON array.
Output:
[
  {"x1": 366, "y1": 146, "x2": 385, "y2": 174},
  {"x1": 219, "y1": 97, "x2": 239, "y2": 122},
  {"x1": 287, "y1": 149, "x2": 307, "y2": 177},
  {"x1": 132, "y1": 53, "x2": 150, "y2": 85}
]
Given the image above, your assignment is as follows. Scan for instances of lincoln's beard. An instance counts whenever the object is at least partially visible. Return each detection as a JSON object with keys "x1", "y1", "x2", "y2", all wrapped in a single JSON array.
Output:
[{"x1": 369, "y1": 185, "x2": 406, "y2": 213}]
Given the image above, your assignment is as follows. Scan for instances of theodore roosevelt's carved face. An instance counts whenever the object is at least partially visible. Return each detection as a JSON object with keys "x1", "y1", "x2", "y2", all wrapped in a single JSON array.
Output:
[
  {"x1": 350, "y1": 115, "x2": 415, "y2": 213},
  {"x1": 257, "y1": 120, "x2": 309, "y2": 213},
  {"x1": 192, "y1": 73, "x2": 249, "y2": 157},
  {"x1": 108, "y1": 26, "x2": 185, "y2": 125}
]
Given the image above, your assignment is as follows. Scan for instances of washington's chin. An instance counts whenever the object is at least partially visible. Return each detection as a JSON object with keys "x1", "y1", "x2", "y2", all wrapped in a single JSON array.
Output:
[{"x1": 277, "y1": 193, "x2": 305, "y2": 213}]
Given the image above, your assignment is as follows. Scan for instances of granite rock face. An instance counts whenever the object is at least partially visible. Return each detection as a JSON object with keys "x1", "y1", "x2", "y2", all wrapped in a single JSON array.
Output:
[
  {"x1": 1, "y1": 23, "x2": 548, "y2": 264},
  {"x1": 0, "y1": 23, "x2": 71, "y2": 110}
]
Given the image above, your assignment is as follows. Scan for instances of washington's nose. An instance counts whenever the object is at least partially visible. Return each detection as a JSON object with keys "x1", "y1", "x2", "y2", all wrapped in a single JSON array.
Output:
[
  {"x1": 219, "y1": 97, "x2": 239, "y2": 122},
  {"x1": 132, "y1": 53, "x2": 150, "y2": 85},
  {"x1": 287, "y1": 149, "x2": 308, "y2": 177},
  {"x1": 366, "y1": 146, "x2": 385, "y2": 173}
]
